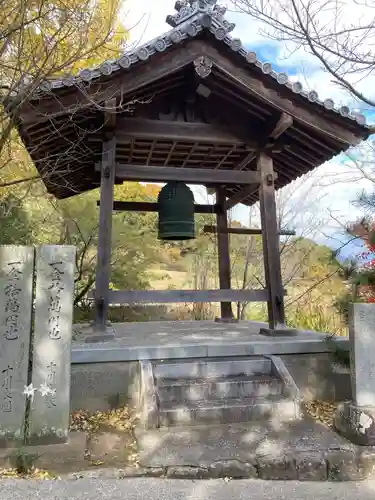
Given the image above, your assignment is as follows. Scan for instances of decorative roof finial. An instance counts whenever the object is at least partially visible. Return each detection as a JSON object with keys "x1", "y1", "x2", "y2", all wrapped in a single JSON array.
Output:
[{"x1": 166, "y1": 0, "x2": 234, "y2": 36}]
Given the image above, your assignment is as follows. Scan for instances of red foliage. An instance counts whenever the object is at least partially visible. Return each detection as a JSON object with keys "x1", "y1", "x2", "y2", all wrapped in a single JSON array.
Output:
[{"x1": 353, "y1": 220, "x2": 375, "y2": 302}]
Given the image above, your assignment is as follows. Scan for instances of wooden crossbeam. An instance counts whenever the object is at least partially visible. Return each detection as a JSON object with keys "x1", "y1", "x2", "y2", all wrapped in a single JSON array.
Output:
[
  {"x1": 203, "y1": 225, "x2": 296, "y2": 236},
  {"x1": 88, "y1": 289, "x2": 271, "y2": 304},
  {"x1": 103, "y1": 164, "x2": 261, "y2": 185},
  {"x1": 96, "y1": 200, "x2": 220, "y2": 214},
  {"x1": 114, "y1": 117, "x2": 258, "y2": 146}
]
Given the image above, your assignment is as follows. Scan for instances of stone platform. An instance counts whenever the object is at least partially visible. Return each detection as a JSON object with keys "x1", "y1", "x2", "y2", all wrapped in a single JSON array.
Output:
[
  {"x1": 72, "y1": 320, "x2": 349, "y2": 363},
  {"x1": 69, "y1": 321, "x2": 351, "y2": 414},
  {"x1": 135, "y1": 418, "x2": 375, "y2": 481}
]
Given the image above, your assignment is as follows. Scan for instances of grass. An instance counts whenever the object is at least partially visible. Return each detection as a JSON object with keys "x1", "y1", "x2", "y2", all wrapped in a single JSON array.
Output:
[{"x1": 286, "y1": 303, "x2": 347, "y2": 336}]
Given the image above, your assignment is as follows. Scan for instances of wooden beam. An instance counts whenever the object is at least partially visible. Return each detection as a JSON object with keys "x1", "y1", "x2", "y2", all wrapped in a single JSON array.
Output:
[
  {"x1": 269, "y1": 113, "x2": 293, "y2": 140},
  {"x1": 88, "y1": 289, "x2": 270, "y2": 304},
  {"x1": 94, "y1": 105, "x2": 116, "y2": 330},
  {"x1": 114, "y1": 117, "x2": 254, "y2": 146},
  {"x1": 203, "y1": 225, "x2": 296, "y2": 236},
  {"x1": 234, "y1": 152, "x2": 256, "y2": 171},
  {"x1": 216, "y1": 188, "x2": 233, "y2": 319},
  {"x1": 106, "y1": 164, "x2": 262, "y2": 185},
  {"x1": 224, "y1": 185, "x2": 258, "y2": 211},
  {"x1": 97, "y1": 200, "x2": 220, "y2": 214},
  {"x1": 257, "y1": 152, "x2": 286, "y2": 329}
]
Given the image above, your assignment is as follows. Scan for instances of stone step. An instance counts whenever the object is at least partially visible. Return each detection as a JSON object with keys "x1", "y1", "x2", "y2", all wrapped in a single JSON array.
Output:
[
  {"x1": 153, "y1": 358, "x2": 272, "y2": 381},
  {"x1": 157, "y1": 375, "x2": 283, "y2": 402},
  {"x1": 159, "y1": 394, "x2": 297, "y2": 427}
]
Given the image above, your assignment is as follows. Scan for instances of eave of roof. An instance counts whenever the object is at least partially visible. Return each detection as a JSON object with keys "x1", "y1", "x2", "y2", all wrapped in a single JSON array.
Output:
[{"x1": 25, "y1": 0, "x2": 369, "y2": 133}]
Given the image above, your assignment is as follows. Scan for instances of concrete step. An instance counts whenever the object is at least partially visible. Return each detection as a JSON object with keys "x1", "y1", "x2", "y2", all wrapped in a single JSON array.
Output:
[
  {"x1": 157, "y1": 375, "x2": 283, "y2": 402},
  {"x1": 153, "y1": 358, "x2": 272, "y2": 380},
  {"x1": 159, "y1": 394, "x2": 297, "y2": 427}
]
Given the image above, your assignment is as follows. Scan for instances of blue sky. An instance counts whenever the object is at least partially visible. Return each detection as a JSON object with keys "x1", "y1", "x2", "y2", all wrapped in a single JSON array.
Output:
[{"x1": 123, "y1": 0, "x2": 375, "y2": 261}]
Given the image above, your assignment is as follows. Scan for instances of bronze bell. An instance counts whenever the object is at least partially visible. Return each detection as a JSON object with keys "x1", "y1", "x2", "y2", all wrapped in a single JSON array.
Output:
[{"x1": 157, "y1": 182, "x2": 195, "y2": 240}]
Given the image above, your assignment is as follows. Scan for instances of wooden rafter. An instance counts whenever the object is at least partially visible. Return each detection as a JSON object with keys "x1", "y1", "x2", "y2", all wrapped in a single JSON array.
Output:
[
  {"x1": 223, "y1": 185, "x2": 259, "y2": 211},
  {"x1": 234, "y1": 152, "x2": 256, "y2": 171}
]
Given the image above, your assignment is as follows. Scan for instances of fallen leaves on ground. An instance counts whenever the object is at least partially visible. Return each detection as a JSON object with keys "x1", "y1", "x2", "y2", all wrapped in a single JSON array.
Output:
[
  {"x1": 69, "y1": 406, "x2": 138, "y2": 434},
  {"x1": 0, "y1": 467, "x2": 56, "y2": 479},
  {"x1": 303, "y1": 400, "x2": 338, "y2": 427},
  {"x1": 70, "y1": 406, "x2": 140, "y2": 468}
]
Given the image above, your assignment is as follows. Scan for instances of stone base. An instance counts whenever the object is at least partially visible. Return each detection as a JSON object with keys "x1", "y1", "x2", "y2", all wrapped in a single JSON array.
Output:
[
  {"x1": 0, "y1": 432, "x2": 87, "y2": 471},
  {"x1": 334, "y1": 401, "x2": 375, "y2": 446},
  {"x1": 84, "y1": 323, "x2": 115, "y2": 343},
  {"x1": 26, "y1": 433, "x2": 69, "y2": 446},
  {"x1": 259, "y1": 327, "x2": 299, "y2": 337},
  {"x1": 214, "y1": 317, "x2": 239, "y2": 323}
]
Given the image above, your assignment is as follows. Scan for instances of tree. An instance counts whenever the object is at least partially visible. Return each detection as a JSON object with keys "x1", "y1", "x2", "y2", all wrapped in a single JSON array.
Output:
[
  {"x1": 0, "y1": 0, "x2": 127, "y2": 190},
  {"x1": 232, "y1": 0, "x2": 375, "y2": 116},
  {"x1": 13, "y1": 182, "x2": 162, "y2": 305},
  {"x1": 343, "y1": 194, "x2": 375, "y2": 303},
  {"x1": 229, "y1": 172, "x2": 334, "y2": 319},
  {"x1": 0, "y1": 192, "x2": 32, "y2": 244}
]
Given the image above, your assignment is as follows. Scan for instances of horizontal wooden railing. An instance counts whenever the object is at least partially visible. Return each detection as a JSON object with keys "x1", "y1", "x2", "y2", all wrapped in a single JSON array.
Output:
[{"x1": 88, "y1": 288, "x2": 287, "y2": 305}]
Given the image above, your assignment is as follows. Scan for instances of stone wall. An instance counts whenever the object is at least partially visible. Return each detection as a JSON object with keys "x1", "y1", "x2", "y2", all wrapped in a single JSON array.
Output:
[
  {"x1": 70, "y1": 362, "x2": 139, "y2": 412},
  {"x1": 70, "y1": 352, "x2": 351, "y2": 413},
  {"x1": 279, "y1": 353, "x2": 351, "y2": 402}
]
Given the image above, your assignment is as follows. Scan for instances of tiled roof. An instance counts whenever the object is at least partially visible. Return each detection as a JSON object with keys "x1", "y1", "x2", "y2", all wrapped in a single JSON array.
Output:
[{"x1": 36, "y1": 0, "x2": 368, "y2": 128}]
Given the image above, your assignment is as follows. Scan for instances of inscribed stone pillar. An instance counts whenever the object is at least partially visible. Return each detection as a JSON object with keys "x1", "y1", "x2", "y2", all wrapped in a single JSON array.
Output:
[
  {"x1": 0, "y1": 246, "x2": 34, "y2": 446},
  {"x1": 349, "y1": 302, "x2": 375, "y2": 407},
  {"x1": 334, "y1": 303, "x2": 375, "y2": 445},
  {"x1": 29, "y1": 245, "x2": 75, "y2": 444}
]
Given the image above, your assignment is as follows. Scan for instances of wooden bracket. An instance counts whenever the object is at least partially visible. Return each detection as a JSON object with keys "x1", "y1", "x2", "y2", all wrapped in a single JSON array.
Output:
[{"x1": 103, "y1": 98, "x2": 117, "y2": 134}]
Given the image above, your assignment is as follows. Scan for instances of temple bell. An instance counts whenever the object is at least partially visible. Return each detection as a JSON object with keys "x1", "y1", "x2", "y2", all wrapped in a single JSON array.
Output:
[{"x1": 157, "y1": 182, "x2": 195, "y2": 240}]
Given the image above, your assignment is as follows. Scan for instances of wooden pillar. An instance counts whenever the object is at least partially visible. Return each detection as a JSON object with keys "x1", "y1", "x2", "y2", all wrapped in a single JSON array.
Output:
[
  {"x1": 94, "y1": 134, "x2": 116, "y2": 331},
  {"x1": 257, "y1": 152, "x2": 285, "y2": 329},
  {"x1": 216, "y1": 188, "x2": 234, "y2": 320}
]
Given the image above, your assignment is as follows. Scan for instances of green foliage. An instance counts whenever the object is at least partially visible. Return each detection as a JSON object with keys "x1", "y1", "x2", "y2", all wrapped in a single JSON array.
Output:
[
  {"x1": 2, "y1": 182, "x2": 164, "y2": 306},
  {"x1": 286, "y1": 302, "x2": 345, "y2": 335},
  {"x1": 0, "y1": 193, "x2": 32, "y2": 244},
  {"x1": 6, "y1": 448, "x2": 41, "y2": 474},
  {"x1": 325, "y1": 335, "x2": 350, "y2": 368}
]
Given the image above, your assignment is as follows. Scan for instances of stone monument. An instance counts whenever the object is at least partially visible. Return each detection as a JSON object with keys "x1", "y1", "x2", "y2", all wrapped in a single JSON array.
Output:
[
  {"x1": 28, "y1": 245, "x2": 76, "y2": 444},
  {"x1": 0, "y1": 246, "x2": 34, "y2": 446},
  {"x1": 334, "y1": 302, "x2": 375, "y2": 445}
]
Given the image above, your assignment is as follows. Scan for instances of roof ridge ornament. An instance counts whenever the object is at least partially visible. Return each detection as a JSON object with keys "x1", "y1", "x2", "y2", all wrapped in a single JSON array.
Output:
[{"x1": 166, "y1": 1, "x2": 235, "y2": 36}]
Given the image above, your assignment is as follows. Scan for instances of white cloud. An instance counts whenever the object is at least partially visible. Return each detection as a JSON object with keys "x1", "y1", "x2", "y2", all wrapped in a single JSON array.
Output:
[{"x1": 124, "y1": 0, "x2": 174, "y2": 46}]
